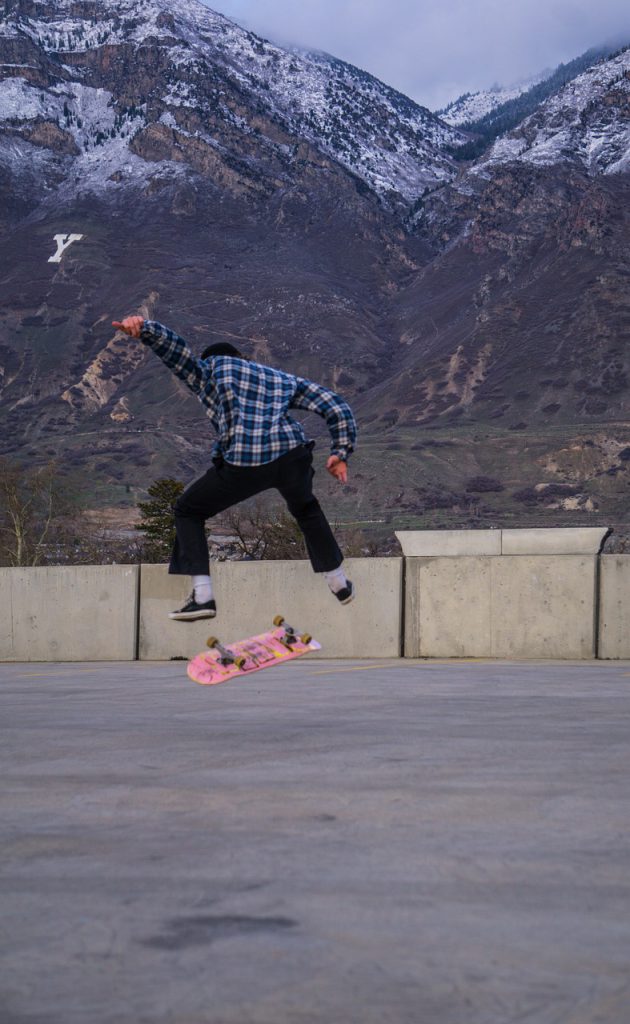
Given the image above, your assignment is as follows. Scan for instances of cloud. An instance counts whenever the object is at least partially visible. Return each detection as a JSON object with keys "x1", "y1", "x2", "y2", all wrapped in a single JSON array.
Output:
[{"x1": 204, "y1": 0, "x2": 630, "y2": 108}]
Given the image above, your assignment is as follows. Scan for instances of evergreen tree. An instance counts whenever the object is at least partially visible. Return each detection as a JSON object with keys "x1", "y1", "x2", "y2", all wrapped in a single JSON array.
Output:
[{"x1": 135, "y1": 478, "x2": 184, "y2": 562}]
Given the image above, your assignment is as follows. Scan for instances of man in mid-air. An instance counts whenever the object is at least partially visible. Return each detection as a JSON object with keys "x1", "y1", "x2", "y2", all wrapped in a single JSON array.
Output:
[{"x1": 113, "y1": 315, "x2": 357, "y2": 620}]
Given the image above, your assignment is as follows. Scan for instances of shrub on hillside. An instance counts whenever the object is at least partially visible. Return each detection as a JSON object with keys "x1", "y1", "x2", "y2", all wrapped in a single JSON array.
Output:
[{"x1": 465, "y1": 475, "x2": 504, "y2": 493}]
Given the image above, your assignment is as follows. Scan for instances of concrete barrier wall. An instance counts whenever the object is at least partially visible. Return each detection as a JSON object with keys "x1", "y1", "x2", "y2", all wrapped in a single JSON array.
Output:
[
  {"x1": 0, "y1": 549, "x2": 627, "y2": 663},
  {"x1": 0, "y1": 566, "x2": 139, "y2": 662},
  {"x1": 404, "y1": 556, "x2": 598, "y2": 660},
  {"x1": 598, "y1": 556, "x2": 630, "y2": 660},
  {"x1": 138, "y1": 559, "x2": 403, "y2": 661}
]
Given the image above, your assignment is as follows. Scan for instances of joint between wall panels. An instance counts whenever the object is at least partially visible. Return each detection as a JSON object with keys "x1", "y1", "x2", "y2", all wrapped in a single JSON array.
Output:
[
  {"x1": 594, "y1": 554, "x2": 602, "y2": 660},
  {"x1": 399, "y1": 557, "x2": 406, "y2": 659},
  {"x1": 134, "y1": 565, "x2": 142, "y2": 662},
  {"x1": 593, "y1": 530, "x2": 611, "y2": 661}
]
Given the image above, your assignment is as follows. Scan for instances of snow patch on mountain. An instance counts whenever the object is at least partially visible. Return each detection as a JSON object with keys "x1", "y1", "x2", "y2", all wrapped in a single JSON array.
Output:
[
  {"x1": 0, "y1": 78, "x2": 134, "y2": 151},
  {"x1": 12, "y1": 0, "x2": 192, "y2": 52},
  {"x1": 0, "y1": 77, "x2": 59, "y2": 120},
  {"x1": 0, "y1": 77, "x2": 183, "y2": 193}
]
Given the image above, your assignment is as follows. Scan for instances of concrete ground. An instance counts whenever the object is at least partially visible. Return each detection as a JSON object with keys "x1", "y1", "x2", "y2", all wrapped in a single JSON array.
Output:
[{"x1": 1, "y1": 658, "x2": 630, "y2": 1024}]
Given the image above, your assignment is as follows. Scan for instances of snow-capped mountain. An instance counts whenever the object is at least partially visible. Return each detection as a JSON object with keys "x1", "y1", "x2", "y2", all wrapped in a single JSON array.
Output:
[
  {"x1": 477, "y1": 47, "x2": 630, "y2": 175},
  {"x1": 439, "y1": 43, "x2": 627, "y2": 166},
  {"x1": 438, "y1": 74, "x2": 546, "y2": 127},
  {"x1": 1, "y1": 5, "x2": 629, "y2": 532},
  {"x1": 386, "y1": 46, "x2": 630, "y2": 460},
  {"x1": 0, "y1": 0, "x2": 463, "y2": 211}
]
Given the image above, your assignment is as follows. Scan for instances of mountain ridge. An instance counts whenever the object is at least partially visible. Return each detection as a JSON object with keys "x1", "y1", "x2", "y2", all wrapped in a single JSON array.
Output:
[
  {"x1": 1, "y1": 0, "x2": 629, "y2": 536},
  {"x1": 0, "y1": 0, "x2": 464, "y2": 213}
]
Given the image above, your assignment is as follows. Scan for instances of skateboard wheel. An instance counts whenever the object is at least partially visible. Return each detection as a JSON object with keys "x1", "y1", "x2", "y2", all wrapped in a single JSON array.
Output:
[
  {"x1": 234, "y1": 656, "x2": 247, "y2": 669},
  {"x1": 206, "y1": 636, "x2": 219, "y2": 649},
  {"x1": 273, "y1": 615, "x2": 285, "y2": 627},
  {"x1": 300, "y1": 633, "x2": 312, "y2": 645}
]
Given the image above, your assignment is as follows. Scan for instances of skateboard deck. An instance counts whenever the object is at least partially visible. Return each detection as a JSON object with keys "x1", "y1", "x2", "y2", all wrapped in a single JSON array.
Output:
[{"x1": 187, "y1": 616, "x2": 321, "y2": 686}]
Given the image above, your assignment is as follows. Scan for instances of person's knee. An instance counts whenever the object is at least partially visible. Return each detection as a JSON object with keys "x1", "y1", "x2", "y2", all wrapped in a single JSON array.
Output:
[
  {"x1": 174, "y1": 492, "x2": 200, "y2": 518},
  {"x1": 287, "y1": 495, "x2": 320, "y2": 521}
]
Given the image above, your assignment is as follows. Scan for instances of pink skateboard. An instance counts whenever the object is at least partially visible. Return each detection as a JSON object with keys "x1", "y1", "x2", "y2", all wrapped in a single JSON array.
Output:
[{"x1": 187, "y1": 615, "x2": 321, "y2": 686}]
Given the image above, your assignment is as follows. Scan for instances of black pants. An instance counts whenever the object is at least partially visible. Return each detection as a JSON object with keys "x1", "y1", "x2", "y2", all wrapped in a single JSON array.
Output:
[{"x1": 169, "y1": 444, "x2": 343, "y2": 576}]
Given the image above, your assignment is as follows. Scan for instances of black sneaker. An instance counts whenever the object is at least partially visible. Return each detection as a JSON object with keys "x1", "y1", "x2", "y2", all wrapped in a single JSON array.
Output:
[
  {"x1": 169, "y1": 594, "x2": 217, "y2": 621},
  {"x1": 334, "y1": 580, "x2": 355, "y2": 605}
]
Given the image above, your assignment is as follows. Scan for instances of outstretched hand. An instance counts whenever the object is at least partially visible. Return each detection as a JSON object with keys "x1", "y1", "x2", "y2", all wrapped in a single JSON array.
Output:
[
  {"x1": 112, "y1": 316, "x2": 144, "y2": 338},
  {"x1": 326, "y1": 455, "x2": 348, "y2": 484}
]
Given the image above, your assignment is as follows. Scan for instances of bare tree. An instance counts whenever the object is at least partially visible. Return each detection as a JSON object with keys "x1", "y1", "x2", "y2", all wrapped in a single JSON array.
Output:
[
  {"x1": 53, "y1": 510, "x2": 143, "y2": 565},
  {"x1": 220, "y1": 501, "x2": 307, "y2": 560},
  {"x1": 218, "y1": 503, "x2": 383, "y2": 561},
  {"x1": 332, "y1": 523, "x2": 379, "y2": 558},
  {"x1": 0, "y1": 458, "x2": 71, "y2": 567}
]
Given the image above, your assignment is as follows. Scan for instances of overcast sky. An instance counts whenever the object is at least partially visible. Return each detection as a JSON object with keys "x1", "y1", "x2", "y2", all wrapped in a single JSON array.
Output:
[{"x1": 202, "y1": 0, "x2": 629, "y2": 109}]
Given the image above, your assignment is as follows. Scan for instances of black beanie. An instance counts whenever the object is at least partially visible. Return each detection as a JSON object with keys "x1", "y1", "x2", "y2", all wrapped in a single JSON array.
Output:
[{"x1": 201, "y1": 341, "x2": 244, "y2": 359}]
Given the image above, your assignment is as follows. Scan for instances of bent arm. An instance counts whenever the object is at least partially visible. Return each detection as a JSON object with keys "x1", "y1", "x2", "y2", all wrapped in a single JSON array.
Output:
[
  {"x1": 290, "y1": 378, "x2": 357, "y2": 459},
  {"x1": 139, "y1": 320, "x2": 205, "y2": 395}
]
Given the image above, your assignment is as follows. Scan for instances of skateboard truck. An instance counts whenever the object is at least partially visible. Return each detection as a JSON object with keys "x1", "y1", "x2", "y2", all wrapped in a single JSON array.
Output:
[
  {"x1": 206, "y1": 636, "x2": 247, "y2": 670},
  {"x1": 273, "y1": 615, "x2": 312, "y2": 647}
]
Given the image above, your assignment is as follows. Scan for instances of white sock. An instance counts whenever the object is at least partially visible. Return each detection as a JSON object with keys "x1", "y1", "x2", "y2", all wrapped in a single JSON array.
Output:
[
  {"x1": 192, "y1": 575, "x2": 213, "y2": 604},
  {"x1": 324, "y1": 566, "x2": 347, "y2": 594}
]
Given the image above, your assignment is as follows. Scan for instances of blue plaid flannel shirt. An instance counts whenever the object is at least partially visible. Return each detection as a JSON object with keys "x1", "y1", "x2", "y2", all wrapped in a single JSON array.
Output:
[{"x1": 140, "y1": 321, "x2": 357, "y2": 467}]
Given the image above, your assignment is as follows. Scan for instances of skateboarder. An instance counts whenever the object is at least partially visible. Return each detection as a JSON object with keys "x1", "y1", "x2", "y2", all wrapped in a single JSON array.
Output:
[{"x1": 112, "y1": 316, "x2": 357, "y2": 620}]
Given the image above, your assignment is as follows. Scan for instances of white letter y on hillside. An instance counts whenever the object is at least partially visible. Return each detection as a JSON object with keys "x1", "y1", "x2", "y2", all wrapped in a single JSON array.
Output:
[{"x1": 48, "y1": 233, "x2": 84, "y2": 263}]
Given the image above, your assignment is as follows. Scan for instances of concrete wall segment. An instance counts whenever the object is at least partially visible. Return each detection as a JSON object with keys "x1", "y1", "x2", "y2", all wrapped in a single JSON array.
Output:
[
  {"x1": 501, "y1": 528, "x2": 609, "y2": 556},
  {"x1": 0, "y1": 571, "x2": 14, "y2": 660},
  {"x1": 404, "y1": 557, "x2": 492, "y2": 658},
  {"x1": 395, "y1": 530, "x2": 501, "y2": 557},
  {"x1": 139, "y1": 558, "x2": 403, "y2": 661},
  {"x1": 598, "y1": 556, "x2": 630, "y2": 659},
  {"x1": 404, "y1": 555, "x2": 597, "y2": 660},
  {"x1": 0, "y1": 565, "x2": 138, "y2": 661},
  {"x1": 396, "y1": 528, "x2": 609, "y2": 557},
  {"x1": 490, "y1": 556, "x2": 596, "y2": 659}
]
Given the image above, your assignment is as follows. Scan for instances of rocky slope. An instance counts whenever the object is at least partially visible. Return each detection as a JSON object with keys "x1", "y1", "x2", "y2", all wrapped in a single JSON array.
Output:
[
  {"x1": 1, "y1": 1, "x2": 629, "y2": 535},
  {"x1": 343, "y1": 47, "x2": 630, "y2": 530},
  {"x1": 0, "y1": 0, "x2": 456, "y2": 480},
  {"x1": 347, "y1": 46, "x2": 628, "y2": 533},
  {"x1": 382, "y1": 42, "x2": 630, "y2": 432},
  {"x1": 0, "y1": 0, "x2": 463, "y2": 213}
]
